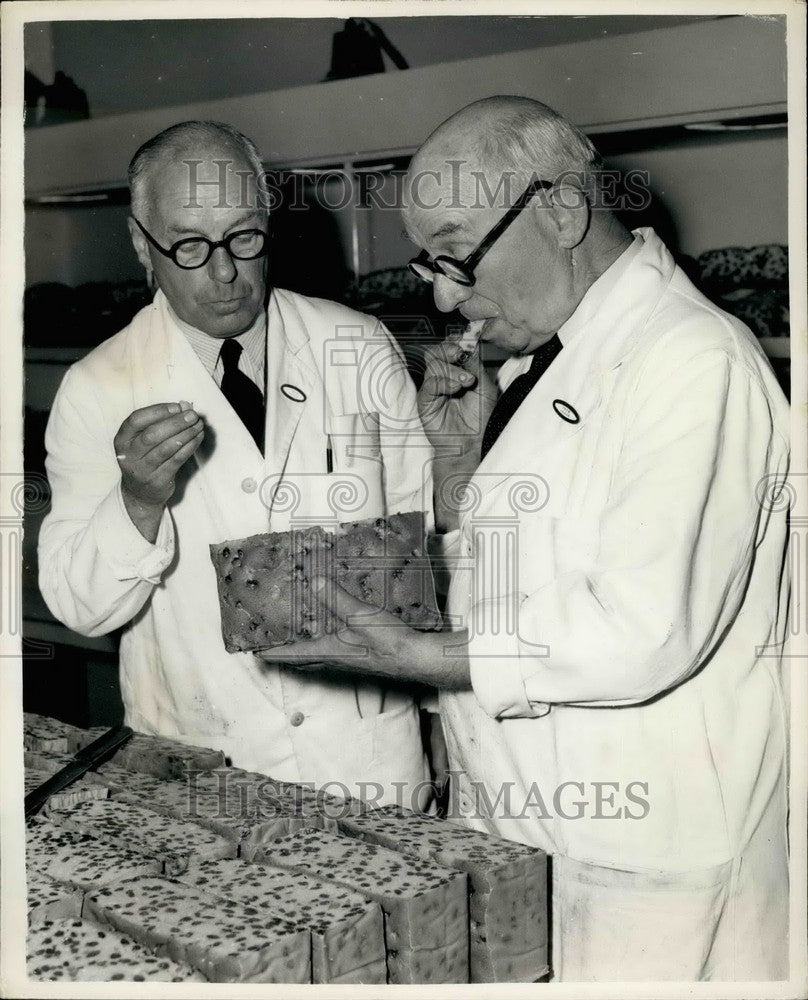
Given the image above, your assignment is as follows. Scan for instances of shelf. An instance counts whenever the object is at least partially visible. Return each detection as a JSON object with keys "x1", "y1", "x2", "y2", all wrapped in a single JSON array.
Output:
[{"x1": 24, "y1": 17, "x2": 787, "y2": 198}]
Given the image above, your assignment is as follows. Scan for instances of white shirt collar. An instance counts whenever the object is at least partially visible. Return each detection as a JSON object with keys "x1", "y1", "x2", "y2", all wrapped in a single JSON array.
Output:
[
  {"x1": 557, "y1": 232, "x2": 644, "y2": 347},
  {"x1": 166, "y1": 300, "x2": 267, "y2": 387}
]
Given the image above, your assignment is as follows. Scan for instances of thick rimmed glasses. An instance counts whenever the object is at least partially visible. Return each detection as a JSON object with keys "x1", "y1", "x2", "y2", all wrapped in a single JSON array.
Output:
[
  {"x1": 408, "y1": 177, "x2": 553, "y2": 287},
  {"x1": 133, "y1": 217, "x2": 269, "y2": 270}
]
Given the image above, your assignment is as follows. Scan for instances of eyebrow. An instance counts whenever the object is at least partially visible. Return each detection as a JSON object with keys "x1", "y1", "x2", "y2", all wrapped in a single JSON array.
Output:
[
  {"x1": 428, "y1": 221, "x2": 464, "y2": 240},
  {"x1": 166, "y1": 211, "x2": 263, "y2": 237}
]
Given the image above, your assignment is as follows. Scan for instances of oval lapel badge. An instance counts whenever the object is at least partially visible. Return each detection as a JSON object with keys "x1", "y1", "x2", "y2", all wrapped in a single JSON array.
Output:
[
  {"x1": 280, "y1": 383, "x2": 307, "y2": 403},
  {"x1": 552, "y1": 398, "x2": 580, "y2": 424}
]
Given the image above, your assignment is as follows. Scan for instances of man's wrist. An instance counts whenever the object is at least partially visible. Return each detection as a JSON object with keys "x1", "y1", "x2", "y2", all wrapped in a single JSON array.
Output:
[
  {"x1": 121, "y1": 486, "x2": 165, "y2": 543},
  {"x1": 410, "y1": 630, "x2": 471, "y2": 690}
]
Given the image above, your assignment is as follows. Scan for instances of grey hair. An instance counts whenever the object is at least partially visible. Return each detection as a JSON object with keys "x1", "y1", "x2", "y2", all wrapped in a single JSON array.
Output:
[
  {"x1": 128, "y1": 120, "x2": 265, "y2": 223},
  {"x1": 474, "y1": 97, "x2": 603, "y2": 196}
]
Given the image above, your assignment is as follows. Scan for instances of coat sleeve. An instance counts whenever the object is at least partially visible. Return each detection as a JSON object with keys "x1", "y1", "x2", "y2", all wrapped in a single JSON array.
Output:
[
  {"x1": 469, "y1": 344, "x2": 788, "y2": 716},
  {"x1": 37, "y1": 365, "x2": 175, "y2": 637}
]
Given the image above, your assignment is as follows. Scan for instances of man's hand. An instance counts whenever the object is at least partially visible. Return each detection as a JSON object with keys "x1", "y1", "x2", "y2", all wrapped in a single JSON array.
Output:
[
  {"x1": 260, "y1": 577, "x2": 470, "y2": 690},
  {"x1": 418, "y1": 335, "x2": 498, "y2": 533},
  {"x1": 115, "y1": 401, "x2": 204, "y2": 542}
]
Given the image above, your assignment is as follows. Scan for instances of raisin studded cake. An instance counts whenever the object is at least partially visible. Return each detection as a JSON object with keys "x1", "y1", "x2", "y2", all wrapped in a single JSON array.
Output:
[
  {"x1": 27, "y1": 918, "x2": 206, "y2": 982},
  {"x1": 50, "y1": 799, "x2": 236, "y2": 875},
  {"x1": 256, "y1": 826, "x2": 469, "y2": 984},
  {"x1": 26, "y1": 819, "x2": 162, "y2": 890},
  {"x1": 336, "y1": 805, "x2": 548, "y2": 981},
  {"x1": 174, "y1": 859, "x2": 387, "y2": 984},
  {"x1": 210, "y1": 510, "x2": 441, "y2": 653},
  {"x1": 84, "y1": 875, "x2": 310, "y2": 983}
]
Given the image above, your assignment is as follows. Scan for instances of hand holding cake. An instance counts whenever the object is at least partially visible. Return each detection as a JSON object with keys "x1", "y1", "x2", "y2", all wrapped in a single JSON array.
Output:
[{"x1": 260, "y1": 573, "x2": 471, "y2": 690}]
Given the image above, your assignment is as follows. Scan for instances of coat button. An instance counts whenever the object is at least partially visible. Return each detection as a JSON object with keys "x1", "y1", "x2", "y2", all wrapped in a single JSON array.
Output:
[
  {"x1": 289, "y1": 711, "x2": 305, "y2": 727},
  {"x1": 241, "y1": 477, "x2": 257, "y2": 493}
]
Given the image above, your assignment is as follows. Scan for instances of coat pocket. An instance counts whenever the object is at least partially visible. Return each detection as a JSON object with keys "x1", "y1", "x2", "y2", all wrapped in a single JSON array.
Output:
[
  {"x1": 552, "y1": 854, "x2": 734, "y2": 982},
  {"x1": 366, "y1": 696, "x2": 429, "y2": 807}
]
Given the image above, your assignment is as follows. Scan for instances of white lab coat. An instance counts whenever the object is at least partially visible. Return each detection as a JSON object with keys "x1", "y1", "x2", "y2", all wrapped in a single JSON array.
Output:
[
  {"x1": 439, "y1": 230, "x2": 790, "y2": 981},
  {"x1": 39, "y1": 288, "x2": 434, "y2": 801}
]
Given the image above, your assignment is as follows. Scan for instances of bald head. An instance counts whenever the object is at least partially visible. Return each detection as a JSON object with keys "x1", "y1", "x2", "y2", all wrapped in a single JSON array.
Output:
[
  {"x1": 402, "y1": 97, "x2": 632, "y2": 355},
  {"x1": 407, "y1": 96, "x2": 602, "y2": 217}
]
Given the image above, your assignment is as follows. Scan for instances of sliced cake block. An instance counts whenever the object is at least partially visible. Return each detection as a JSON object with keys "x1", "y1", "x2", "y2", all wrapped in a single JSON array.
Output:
[
  {"x1": 227, "y1": 770, "x2": 366, "y2": 819},
  {"x1": 27, "y1": 819, "x2": 161, "y2": 890},
  {"x1": 107, "y1": 731, "x2": 225, "y2": 779},
  {"x1": 331, "y1": 511, "x2": 442, "y2": 630},
  {"x1": 88, "y1": 761, "x2": 173, "y2": 796},
  {"x1": 154, "y1": 767, "x2": 366, "y2": 857},
  {"x1": 175, "y1": 859, "x2": 386, "y2": 984},
  {"x1": 92, "y1": 762, "x2": 296, "y2": 848},
  {"x1": 263, "y1": 776, "x2": 367, "y2": 821},
  {"x1": 84, "y1": 875, "x2": 310, "y2": 983},
  {"x1": 210, "y1": 524, "x2": 328, "y2": 650},
  {"x1": 234, "y1": 773, "x2": 371, "y2": 861},
  {"x1": 23, "y1": 713, "x2": 84, "y2": 753},
  {"x1": 236, "y1": 776, "x2": 366, "y2": 859},
  {"x1": 210, "y1": 510, "x2": 441, "y2": 653},
  {"x1": 26, "y1": 817, "x2": 94, "y2": 860},
  {"x1": 257, "y1": 827, "x2": 469, "y2": 984},
  {"x1": 24, "y1": 749, "x2": 75, "y2": 775},
  {"x1": 27, "y1": 918, "x2": 206, "y2": 982},
  {"x1": 27, "y1": 870, "x2": 83, "y2": 924},
  {"x1": 50, "y1": 799, "x2": 236, "y2": 874},
  {"x1": 24, "y1": 767, "x2": 53, "y2": 796},
  {"x1": 66, "y1": 725, "x2": 109, "y2": 753},
  {"x1": 336, "y1": 805, "x2": 548, "y2": 982},
  {"x1": 24, "y1": 767, "x2": 109, "y2": 813}
]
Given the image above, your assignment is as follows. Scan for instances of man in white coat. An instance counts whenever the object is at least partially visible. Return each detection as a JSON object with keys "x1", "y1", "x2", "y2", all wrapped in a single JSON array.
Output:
[
  {"x1": 38, "y1": 120, "x2": 435, "y2": 801},
  {"x1": 271, "y1": 97, "x2": 791, "y2": 981}
]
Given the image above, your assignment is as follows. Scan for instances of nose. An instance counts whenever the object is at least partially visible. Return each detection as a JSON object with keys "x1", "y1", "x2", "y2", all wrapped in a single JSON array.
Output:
[
  {"x1": 432, "y1": 273, "x2": 474, "y2": 314},
  {"x1": 207, "y1": 245, "x2": 237, "y2": 283}
]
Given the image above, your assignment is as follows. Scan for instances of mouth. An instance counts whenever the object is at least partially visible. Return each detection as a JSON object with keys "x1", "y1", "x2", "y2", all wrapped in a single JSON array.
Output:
[{"x1": 208, "y1": 295, "x2": 248, "y2": 312}]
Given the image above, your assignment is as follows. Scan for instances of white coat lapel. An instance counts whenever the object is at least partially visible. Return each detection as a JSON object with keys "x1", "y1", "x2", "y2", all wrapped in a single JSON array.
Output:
[
  {"x1": 263, "y1": 288, "x2": 320, "y2": 486},
  {"x1": 465, "y1": 347, "x2": 602, "y2": 517},
  {"x1": 468, "y1": 229, "x2": 675, "y2": 505}
]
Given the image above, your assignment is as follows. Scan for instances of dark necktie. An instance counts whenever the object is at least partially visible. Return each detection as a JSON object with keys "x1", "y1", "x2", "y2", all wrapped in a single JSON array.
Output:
[
  {"x1": 219, "y1": 338, "x2": 265, "y2": 452},
  {"x1": 480, "y1": 334, "x2": 562, "y2": 460}
]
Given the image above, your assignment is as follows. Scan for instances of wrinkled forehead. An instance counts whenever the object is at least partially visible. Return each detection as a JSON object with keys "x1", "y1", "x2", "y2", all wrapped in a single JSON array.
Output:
[
  {"x1": 148, "y1": 147, "x2": 264, "y2": 220},
  {"x1": 403, "y1": 153, "x2": 522, "y2": 246}
]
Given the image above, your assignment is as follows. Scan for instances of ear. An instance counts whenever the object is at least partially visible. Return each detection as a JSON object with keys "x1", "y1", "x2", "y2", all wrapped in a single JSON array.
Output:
[
  {"x1": 127, "y1": 216, "x2": 153, "y2": 271},
  {"x1": 543, "y1": 180, "x2": 591, "y2": 250}
]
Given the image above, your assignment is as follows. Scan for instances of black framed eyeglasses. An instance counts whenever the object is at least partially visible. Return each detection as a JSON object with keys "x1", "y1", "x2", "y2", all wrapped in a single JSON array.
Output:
[
  {"x1": 408, "y1": 177, "x2": 553, "y2": 287},
  {"x1": 132, "y1": 217, "x2": 269, "y2": 270}
]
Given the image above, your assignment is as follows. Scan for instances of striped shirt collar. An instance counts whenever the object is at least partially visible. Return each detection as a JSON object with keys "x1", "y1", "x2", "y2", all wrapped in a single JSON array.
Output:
[{"x1": 167, "y1": 300, "x2": 267, "y2": 388}]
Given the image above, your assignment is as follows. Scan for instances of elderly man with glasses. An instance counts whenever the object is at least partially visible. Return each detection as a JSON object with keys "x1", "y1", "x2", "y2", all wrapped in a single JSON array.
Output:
[
  {"x1": 270, "y1": 97, "x2": 791, "y2": 982},
  {"x1": 38, "y1": 120, "x2": 435, "y2": 804}
]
